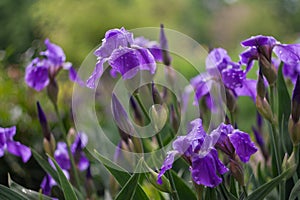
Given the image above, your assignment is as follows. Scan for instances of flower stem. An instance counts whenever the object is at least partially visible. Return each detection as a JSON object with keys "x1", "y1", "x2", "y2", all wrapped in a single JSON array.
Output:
[
  {"x1": 133, "y1": 93, "x2": 151, "y2": 122},
  {"x1": 193, "y1": 182, "x2": 203, "y2": 200},
  {"x1": 270, "y1": 123, "x2": 281, "y2": 175},
  {"x1": 269, "y1": 85, "x2": 284, "y2": 199},
  {"x1": 52, "y1": 102, "x2": 83, "y2": 194},
  {"x1": 133, "y1": 92, "x2": 179, "y2": 200},
  {"x1": 292, "y1": 144, "x2": 300, "y2": 200},
  {"x1": 294, "y1": 144, "x2": 299, "y2": 166}
]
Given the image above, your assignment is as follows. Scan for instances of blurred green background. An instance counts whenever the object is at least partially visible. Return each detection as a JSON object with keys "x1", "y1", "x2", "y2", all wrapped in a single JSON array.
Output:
[{"x1": 1, "y1": 0, "x2": 300, "y2": 192}]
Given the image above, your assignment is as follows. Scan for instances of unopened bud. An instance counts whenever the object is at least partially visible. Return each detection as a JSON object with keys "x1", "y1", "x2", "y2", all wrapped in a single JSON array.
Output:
[
  {"x1": 36, "y1": 102, "x2": 50, "y2": 141},
  {"x1": 291, "y1": 75, "x2": 300, "y2": 123},
  {"x1": 150, "y1": 104, "x2": 168, "y2": 132},
  {"x1": 129, "y1": 96, "x2": 143, "y2": 125},
  {"x1": 257, "y1": 70, "x2": 266, "y2": 99},
  {"x1": 282, "y1": 152, "x2": 297, "y2": 179},
  {"x1": 225, "y1": 88, "x2": 236, "y2": 112},
  {"x1": 131, "y1": 136, "x2": 143, "y2": 153},
  {"x1": 152, "y1": 82, "x2": 163, "y2": 104},
  {"x1": 112, "y1": 93, "x2": 135, "y2": 137},
  {"x1": 43, "y1": 134, "x2": 56, "y2": 156},
  {"x1": 258, "y1": 56, "x2": 277, "y2": 86},
  {"x1": 47, "y1": 79, "x2": 58, "y2": 105},
  {"x1": 160, "y1": 24, "x2": 171, "y2": 66},
  {"x1": 145, "y1": 164, "x2": 172, "y2": 193},
  {"x1": 256, "y1": 97, "x2": 274, "y2": 124},
  {"x1": 288, "y1": 116, "x2": 300, "y2": 146},
  {"x1": 67, "y1": 127, "x2": 76, "y2": 145},
  {"x1": 229, "y1": 158, "x2": 244, "y2": 186}
]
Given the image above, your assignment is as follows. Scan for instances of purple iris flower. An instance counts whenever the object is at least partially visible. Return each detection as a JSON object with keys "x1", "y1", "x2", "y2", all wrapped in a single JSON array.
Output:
[
  {"x1": 274, "y1": 44, "x2": 300, "y2": 83},
  {"x1": 25, "y1": 39, "x2": 82, "y2": 91},
  {"x1": 86, "y1": 27, "x2": 160, "y2": 88},
  {"x1": 0, "y1": 126, "x2": 31, "y2": 163},
  {"x1": 40, "y1": 132, "x2": 89, "y2": 195},
  {"x1": 240, "y1": 35, "x2": 300, "y2": 83},
  {"x1": 213, "y1": 123, "x2": 257, "y2": 163},
  {"x1": 190, "y1": 48, "x2": 256, "y2": 105},
  {"x1": 157, "y1": 118, "x2": 229, "y2": 188},
  {"x1": 133, "y1": 36, "x2": 163, "y2": 62},
  {"x1": 240, "y1": 35, "x2": 277, "y2": 74}
]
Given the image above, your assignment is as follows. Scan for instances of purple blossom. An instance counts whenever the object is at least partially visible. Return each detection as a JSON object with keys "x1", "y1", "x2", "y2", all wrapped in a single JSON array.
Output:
[
  {"x1": 241, "y1": 35, "x2": 277, "y2": 48},
  {"x1": 273, "y1": 44, "x2": 300, "y2": 83},
  {"x1": 214, "y1": 123, "x2": 257, "y2": 163},
  {"x1": 134, "y1": 36, "x2": 162, "y2": 62},
  {"x1": 291, "y1": 75, "x2": 300, "y2": 123},
  {"x1": 0, "y1": 126, "x2": 31, "y2": 163},
  {"x1": 25, "y1": 58, "x2": 50, "y2": 91},
  {"x1": 54, "y1": 142, "x2": 71, "y2": 170},
  {"x1": 40, "y1": 39, "x2": 66, "y2": 67},
  {"x1": 240, "y1": 35, "x2": 300, "y2": 83},
  {"x1": 25, "y1": 39, "x2": 83, "y2": 91},
  {"x1": 206, "y1": 48, "x2": 231, "y2": 72},
  {"x1": 157, "y1": 118, "x2": 258, "y2": 187},
  {"x1": 190, "y1": 48, "x2": 256, "y2": 105},
  {"x1": 191, "y1": 148, "x2": 228, "y2": 187},
  {"x1": 240, "y1": 35, "x2": 277, "y2": 72},
  {"x1": 157, "y1": 118, "x2": 228, "y2": 188},
  {"x1": 87, "y1": 27, "x2": 160, "y2": 88}
]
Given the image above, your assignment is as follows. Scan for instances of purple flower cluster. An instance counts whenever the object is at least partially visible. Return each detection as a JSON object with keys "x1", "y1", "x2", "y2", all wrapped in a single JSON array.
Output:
[
  {"x1": 86, "y1": 27, "x2": 162, "y2": 88},
  {"x1": 40, "y1": 132, "x2": 89, "y2": 195},
  {"x1": 0, "y1": 126, "x2": 31, "y2": 163},
  {"x1": 157, "y1": 118, "x2": 257, "y2": 187},
  {"x1": 25, "y1": 39, "x2": 82, "y2": 91}
]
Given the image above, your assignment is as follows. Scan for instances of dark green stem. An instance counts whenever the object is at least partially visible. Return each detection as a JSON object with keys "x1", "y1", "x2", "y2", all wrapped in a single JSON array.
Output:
[
  {"x1": 270, "y1": 124, "x2": 281, "y2": 175},
  {"x1": 270, "y1": 85, "x2": 284, "y2": 199},
  {"x1": 134, "y1": 93, "x2": 151, "y2": 122}
]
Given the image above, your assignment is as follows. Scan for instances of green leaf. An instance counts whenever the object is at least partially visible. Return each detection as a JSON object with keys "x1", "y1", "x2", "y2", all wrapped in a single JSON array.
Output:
[
  {"x1": 171, "y1": 170, "x2": 197, "y2": 200},
  {"x1": 92, "y1": 149, "x2": 150, "y2": 200},
  {"x1": 218, "y1": 181, "x2": 238, "y2": 200},
  {"x1": 289, "y1": 179, "x2": 300, "y2": 200},
  {"x1": 50, "y1": 157, "x2": 78, "y2": 200},
  {"x1": 0, "y1": 184, "x2": 28, "y2": 200},
  {"x1": 31, "y1": 149, "x2": 59, "y2": 184},
  {"x1": 277, "y1": 63, "x2": 292, "y2": 153},
  {"x1": 205, "y1": 187, "x2": 217, "y2": 200},
  {"x1": 229, "y1": 175, "x2": 238, "y2": 198},
  {"x1": 115, "y1": 173, "x2": 140, "y2": 200},
  {"x1": 8, "y1": 174, "x2": 52, "y2": 200},
  {"x1": 31, "y1": 149, "x2": 84, "y2": 199},
  {"x1": 248, "y1": 166, "x2": 296, "y2": 200}
]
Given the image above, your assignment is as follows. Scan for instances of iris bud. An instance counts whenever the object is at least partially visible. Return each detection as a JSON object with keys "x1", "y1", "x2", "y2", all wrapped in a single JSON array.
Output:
[
  {"x1": 256, "y1": 97, "x2": 274, "y2": 124},
  {"x1": 229, "y1": 158, "x2": 244, "y2": 186},
  {"x1": 160, "y1": 24, "x2": 171, "y2": 66},
  {"x1": 288, "y1": 117, "x2": 300, "y2": 146},
  {"x1": 291, "y1": 75, "x2": 300, "y2": 123}
]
